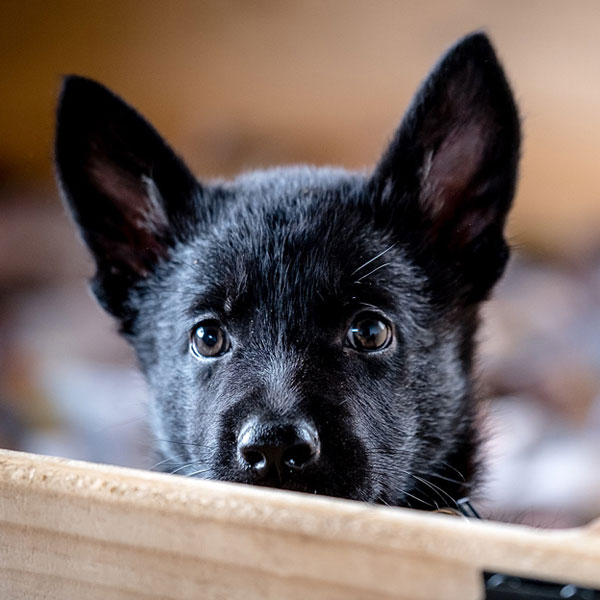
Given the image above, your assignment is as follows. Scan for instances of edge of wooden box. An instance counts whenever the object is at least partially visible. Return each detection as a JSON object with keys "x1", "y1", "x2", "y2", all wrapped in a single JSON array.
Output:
[{"x1": 1, "y1": 449, "x2": 598, "y2": 599}]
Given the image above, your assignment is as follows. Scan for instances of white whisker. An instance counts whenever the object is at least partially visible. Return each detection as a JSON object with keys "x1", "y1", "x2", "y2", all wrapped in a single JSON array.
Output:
[
  {"x1": 355, "y1": 261, "x2": 391, "y2": 283},
  {"x1": 350, "y1": 242, "x2": 397, "y2": 276}
]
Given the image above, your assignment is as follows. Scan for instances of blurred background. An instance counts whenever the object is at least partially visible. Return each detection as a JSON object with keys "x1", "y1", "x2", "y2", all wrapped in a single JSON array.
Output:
[{"x1": 1, "y1": 0, "x2": 599, "y2": 528}]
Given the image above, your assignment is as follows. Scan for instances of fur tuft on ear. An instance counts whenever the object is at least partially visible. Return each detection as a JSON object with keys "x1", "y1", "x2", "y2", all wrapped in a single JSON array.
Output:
[
  {"x1": 55, "y1": 76, "x2": 202, "y2": 317},
  {"x1": 372, "y1": 32, "x2": 520, "y2": 302}
]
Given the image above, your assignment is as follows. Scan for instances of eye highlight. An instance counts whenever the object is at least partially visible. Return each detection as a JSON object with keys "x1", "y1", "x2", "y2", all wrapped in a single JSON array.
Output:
[
  {"x1": 346, "y1": 313, "x2": 393, "y2": 352},
  {"x1": 189, "y1": 319, "x2": 230, "y2": 358}
]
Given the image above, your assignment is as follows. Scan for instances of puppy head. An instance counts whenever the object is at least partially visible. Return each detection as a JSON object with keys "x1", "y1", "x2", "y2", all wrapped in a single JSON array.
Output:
[{"x1": 56, "y1": 33, "x2": 519, "y2": 507}]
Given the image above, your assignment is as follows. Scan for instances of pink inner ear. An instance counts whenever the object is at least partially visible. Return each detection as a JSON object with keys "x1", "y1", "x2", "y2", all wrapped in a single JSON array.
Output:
[
  {"x1": 88, "y1": 158, "x2": 169, "y2": 276},
  {"x1": 89, "y1": 159, "x2": 168, "y2": 231},
  {"x1": 419, "y1": 119, "x2": 491, "y2": 245}
]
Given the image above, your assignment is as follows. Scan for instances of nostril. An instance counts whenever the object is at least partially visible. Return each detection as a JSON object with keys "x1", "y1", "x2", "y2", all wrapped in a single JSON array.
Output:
[
  {"x1": 241, "y1": 448, "x2": 267, "y2": 471},
  {"x1": 282, "y1": 442, "x2": 316, "y2": 470}
]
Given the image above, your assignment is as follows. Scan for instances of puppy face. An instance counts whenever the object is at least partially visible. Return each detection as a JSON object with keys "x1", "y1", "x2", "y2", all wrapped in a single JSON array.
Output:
[{"x1": 55, "y1": 33, "x2": 519, "y2": 508}]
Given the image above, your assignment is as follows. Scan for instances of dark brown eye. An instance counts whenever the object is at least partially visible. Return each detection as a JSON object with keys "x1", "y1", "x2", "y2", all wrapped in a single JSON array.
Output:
[
  {"x1": 346, "y1": 314, "x2": 393, "y2": 352},
  {"x1": 190, "y1": 320, "x2": 230, "y2": 358}
]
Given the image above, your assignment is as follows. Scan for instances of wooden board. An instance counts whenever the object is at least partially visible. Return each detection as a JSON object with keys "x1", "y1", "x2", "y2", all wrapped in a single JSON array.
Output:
[{"x1": 0, "y1": 448, "x2": 599, "y2": 599}]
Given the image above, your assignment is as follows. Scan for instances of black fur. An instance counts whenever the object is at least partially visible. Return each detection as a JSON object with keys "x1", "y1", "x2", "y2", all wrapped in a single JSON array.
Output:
[{"x1": 55, "y1": 33, "x2": 520, "y2": 509}]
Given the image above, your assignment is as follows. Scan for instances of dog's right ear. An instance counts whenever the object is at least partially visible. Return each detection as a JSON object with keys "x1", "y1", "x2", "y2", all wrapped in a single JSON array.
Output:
[
  {"x1": 371, "y1": 33, "x2": 520, "y2": 303},
  {"x1": 55, "y1": 76, "x2": 202, "y2": 318}
]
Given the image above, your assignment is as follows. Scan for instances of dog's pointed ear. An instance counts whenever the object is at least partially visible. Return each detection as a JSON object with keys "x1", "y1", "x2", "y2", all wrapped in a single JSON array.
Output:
[
  {"x1": 55, "y1": 76, "x2": 202, "y2": 317},
  {"x1": 371, "y1": 33, "x2": 520, "y2": 301}
]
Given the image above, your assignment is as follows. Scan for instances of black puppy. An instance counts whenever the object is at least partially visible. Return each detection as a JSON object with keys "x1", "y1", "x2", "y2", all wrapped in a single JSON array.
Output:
[{"x1": 55, "y1": 33, "x2": 519, "y2": 509}]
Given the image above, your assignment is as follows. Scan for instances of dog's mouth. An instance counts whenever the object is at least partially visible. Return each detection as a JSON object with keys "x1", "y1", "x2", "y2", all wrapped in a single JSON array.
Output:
[
  {"x1": 180, "y1": 455, "x2": 466, "y2": 510},
  {"x1": 227, "y1": 469, "x2": 354, "y2": 500},
  {"x1": 252, "y1": 477, "x2": 324, "y2": 496},
  {"x1": 199, "y1": 459, "x2": 375, "y2": 504}
]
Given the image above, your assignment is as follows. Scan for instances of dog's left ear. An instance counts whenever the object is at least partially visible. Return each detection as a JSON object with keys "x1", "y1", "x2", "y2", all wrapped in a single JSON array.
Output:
[
  {"x1": 372, "y1": 33, "x2": 520, "y2": 301},
  {"x1": 55, "y1": 76, "x2": 203, "y2": 318}
]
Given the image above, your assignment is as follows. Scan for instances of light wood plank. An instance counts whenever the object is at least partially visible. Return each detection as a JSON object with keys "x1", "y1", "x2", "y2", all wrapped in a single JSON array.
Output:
[{"x1": 0, "y1": 449, "x2": 598, "y2": 599}]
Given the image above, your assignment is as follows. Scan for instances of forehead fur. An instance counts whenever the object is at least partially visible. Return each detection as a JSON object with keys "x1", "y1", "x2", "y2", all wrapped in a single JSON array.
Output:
[
  {"x1": 131, "y1": 168, "x2": 439, "y2": 370},
  {"x1": 170, "y1": 167, "x2": 423, "y2": 310}
]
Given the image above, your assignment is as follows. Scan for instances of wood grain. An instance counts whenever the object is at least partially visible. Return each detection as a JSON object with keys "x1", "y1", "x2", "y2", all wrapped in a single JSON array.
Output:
[{"x1": 0, "y1": 449, "x2": 599, "y2": 599}]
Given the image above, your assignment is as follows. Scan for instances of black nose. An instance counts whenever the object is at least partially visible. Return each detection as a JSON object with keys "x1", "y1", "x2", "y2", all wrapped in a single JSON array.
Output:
[{"x1": 237, "y1": 419, "x2": 320, "y2": 479}]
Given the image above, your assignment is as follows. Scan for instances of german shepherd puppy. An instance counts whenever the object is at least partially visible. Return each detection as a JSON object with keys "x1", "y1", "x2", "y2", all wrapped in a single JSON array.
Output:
[{"x1": 55, "y1": 33, "x2": 519, "y2": 509}]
